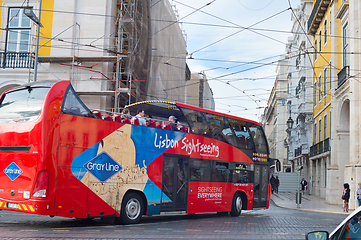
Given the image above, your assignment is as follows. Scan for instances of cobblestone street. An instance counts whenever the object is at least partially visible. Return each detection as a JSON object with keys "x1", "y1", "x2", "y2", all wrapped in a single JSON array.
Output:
[{"x1": 0, "y1": 201, "x2": 346, "y2": 239}]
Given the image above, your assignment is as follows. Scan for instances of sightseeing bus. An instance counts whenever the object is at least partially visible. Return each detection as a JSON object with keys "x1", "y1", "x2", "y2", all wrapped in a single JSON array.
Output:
[{"x1": 0, "y1": 80, "x2": 270, "y2": 224}]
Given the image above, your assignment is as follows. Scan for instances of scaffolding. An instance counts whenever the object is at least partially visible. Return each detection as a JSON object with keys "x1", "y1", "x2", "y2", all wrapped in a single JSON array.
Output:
[
  {"x1": 37, "y1": 0, "x2": 151, "y2": 114},
  {"x1": 114, "y1": 0, "x2": 151, "y2": 112}
]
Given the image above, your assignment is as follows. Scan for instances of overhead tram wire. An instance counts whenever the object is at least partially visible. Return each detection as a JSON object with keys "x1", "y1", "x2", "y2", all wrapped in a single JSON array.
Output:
[
  {"x1": 286, "y1": 0, "x2": 353, "y2": 98},
  {"x1": 1, "y1": 9, "x2": 344, "y2": 108},
  {"x1": 3, "y1": 32, "x2": 350, "y2": 90},
  {"x1": 173, "y1": 0, "x2": 291, "y2": 56},
  {"x1": 4, "y1": 7, "x2": 354, "y2": 99},
  {"x1": 191, "y1": 8, "x2": 291, "y2": 55},
  {"x1": 151, "y1": 0, "x2": 217, "y2": 36}
]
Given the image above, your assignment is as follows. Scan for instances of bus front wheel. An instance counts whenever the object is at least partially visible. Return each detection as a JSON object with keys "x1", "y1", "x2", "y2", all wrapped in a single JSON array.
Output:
[
  {"x1": 120, "y1": 192, "x2": 143, "y2": 224},
  {"x1": 230, "y1": 193, "x2": 242, "y2": 216}
]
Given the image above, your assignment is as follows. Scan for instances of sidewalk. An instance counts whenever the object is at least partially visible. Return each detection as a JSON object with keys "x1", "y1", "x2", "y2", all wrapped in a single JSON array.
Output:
[{"x1": 271, "y1": 191, "x2": 349, "y2": 215}]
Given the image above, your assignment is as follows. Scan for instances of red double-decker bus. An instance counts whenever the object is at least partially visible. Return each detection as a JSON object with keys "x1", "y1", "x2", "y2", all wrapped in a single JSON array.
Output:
[{"x1": 0, "y1": 80, "x2": 270, "y2": 224}]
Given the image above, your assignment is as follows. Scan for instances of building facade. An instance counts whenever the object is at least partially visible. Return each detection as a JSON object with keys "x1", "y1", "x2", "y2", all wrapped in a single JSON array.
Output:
[
  {"x1": 302, "y1": 0, "x2": 361, "y2": 210},
  {"x1": 186, "y1": 73, "x2": 215, "y2": 110},
  {"x1": 262, "y1": 55, "x2": 289, "y2": 173},
  {"x1": 0, "y1": 0, "x2": 188, "y2": 113},
  {"x1": 286, "y1": 0, "x2": 314, "y2": 194}
]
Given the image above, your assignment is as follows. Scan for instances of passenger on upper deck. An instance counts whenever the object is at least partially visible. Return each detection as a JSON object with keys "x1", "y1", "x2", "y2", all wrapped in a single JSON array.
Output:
[
  {"x1": 168, "y1": 116, "x2": 178, "y2": 131},
  {"x1": 121, "y1": 108, "x2": 131, "y2": 119},
  {"x1": 135, "y1": 109, "x2": 146, "y2": 126}
]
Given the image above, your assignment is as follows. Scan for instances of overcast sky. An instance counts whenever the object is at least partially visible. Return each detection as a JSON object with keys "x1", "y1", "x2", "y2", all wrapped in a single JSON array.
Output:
[{"x1": 173, "y1": 0, "x2": 301, "y2": 121}]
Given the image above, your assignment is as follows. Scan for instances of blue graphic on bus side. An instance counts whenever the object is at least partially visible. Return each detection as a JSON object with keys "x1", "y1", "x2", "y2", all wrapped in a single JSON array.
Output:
[
  {"x1": 83, "y1": 152, "x2": 122, "y2": 182},
  {"x1": 71, "y1": 142, "x2": 100, "y2": 181},
  {"x1": 4, "y1": 162, "x2": 23, "y2": 181}
]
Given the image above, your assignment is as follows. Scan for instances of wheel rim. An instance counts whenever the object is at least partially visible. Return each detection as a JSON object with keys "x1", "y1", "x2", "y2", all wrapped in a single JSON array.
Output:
[
  {"x1": 235, "y1": 196, "x2": 242, "y2": 212},
  {"x1": 125, "y1": 198, "x2": 141, "y2": 220}
]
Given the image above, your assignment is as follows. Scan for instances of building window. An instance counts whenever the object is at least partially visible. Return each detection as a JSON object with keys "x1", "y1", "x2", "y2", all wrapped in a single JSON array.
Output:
[
  {"x1": 314, "y1": 123, "x2": 317, "y2": 144},
  {"x1": 319, "y1": 119, "x2": 322, "y2": 141},
  {"x1": 314, "y1": 82, "x2": 317, "y2": 106},
  {"x1": 324, "y1": 67, "x2": 327, "y2": 96},
  {"x1": 287, "y1": 83, "x2": 290, "y2": 94},
  {"x1": 329, "y1": 12, "x2": 332, "y2": 35},
  {"x1": 319, "y1": 31, "x2": 322, "y2": 52},
  {"x1": 324, "y1": 115, "x2": 327, "y2": 139},
  {"x1": 314, "y1": 40, "x2": 317, "y2": 61},
  {"x1": 329, "y1": 62, "x2": 332, "y2": 91},
  {"x1": 343, "y1": 23, "x2": 349, "y2": 67},
  {"x1": 318, "y1": 75, "x2": 322, "y2": 102},
  {"x1": 6, "y1": 8, "x2": 31, "y2": 52},
  {"x1": 324, "y1": 20, "x2": 327, "y2": 44}
]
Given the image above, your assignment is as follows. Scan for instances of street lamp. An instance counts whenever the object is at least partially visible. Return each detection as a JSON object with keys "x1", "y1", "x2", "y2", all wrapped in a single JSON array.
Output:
[
  {"x1": 24, "y1": 2, "x2": 42, "y2": 82},
  {"x1": 24, "y1": 7, "x2": 43, "y2": 27},
  {"x1": 286, "y1": 117, "x2": 294, "y2": 129}
]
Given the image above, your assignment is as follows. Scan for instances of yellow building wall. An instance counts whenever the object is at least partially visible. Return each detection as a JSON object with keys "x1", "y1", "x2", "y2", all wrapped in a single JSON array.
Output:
[
  {"x1": 0, "y1": 0, "x2": 2, "y2": 39},
  {"x1": 312, "y1": 8, "x2": 332, "y2": 143},
  {"x1": 38, "y1": 0, "x2": 54, "y2": 56},
  {"x1": 336, "y1": 0, "x2": 343, "y2": 80}
]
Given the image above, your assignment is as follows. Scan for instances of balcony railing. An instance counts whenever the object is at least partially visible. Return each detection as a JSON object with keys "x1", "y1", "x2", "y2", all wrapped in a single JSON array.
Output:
[
  {"x1": 307, "y1": 0, "x2": 330, "y2": 36},
  {"x1": 0, "y1": 52, "x2": 35, "y2": 69},
  {"x1": 310, "y1": 138, "x2": 331, "y2": 157},
  {"x1": 307, "y1": 0, "x2": 321, "y2": 33},
  {"x1": 338, "y1": 66, "x2": 349, "y2": 88}
]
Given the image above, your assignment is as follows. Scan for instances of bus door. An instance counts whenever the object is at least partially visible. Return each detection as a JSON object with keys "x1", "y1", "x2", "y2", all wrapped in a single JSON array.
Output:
[
  {"x1": 253, "y1": 163, "x2": 269, "y2": 208},
  {"x1": 161, "y1": 155, "x2": 189, "y2": 212}
]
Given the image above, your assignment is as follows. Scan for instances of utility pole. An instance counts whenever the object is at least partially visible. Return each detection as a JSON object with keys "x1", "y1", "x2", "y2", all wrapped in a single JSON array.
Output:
[
  {"x1": 296, "y1": 165, "x2": 303, "y2": 208},
  {"x1": 33, "y1": 0, "x2": 42, "y2": 82}
]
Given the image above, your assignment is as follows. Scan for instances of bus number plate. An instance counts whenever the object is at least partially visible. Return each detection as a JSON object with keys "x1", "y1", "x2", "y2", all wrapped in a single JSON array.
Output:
[{"x1": 7, "y1": 203, "x2": 18, "y2": 209}]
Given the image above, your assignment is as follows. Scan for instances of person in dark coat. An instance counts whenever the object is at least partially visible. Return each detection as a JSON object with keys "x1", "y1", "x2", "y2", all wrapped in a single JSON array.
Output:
[
  {"x1": 275, "y1": 176, "x2": 280, "y2": 194},
  {"x1": 342, "y1": 183, "x2": 350, "y2": 212},
  {"x1": 168, "y1": 116, "x2": 178, "y2": 131},
  {"x1": 300, "y1": 178, "x2": 308, "y2": 195},
  {"x1": 270, "y1": 175, "x2": 276, "y2": 194}
]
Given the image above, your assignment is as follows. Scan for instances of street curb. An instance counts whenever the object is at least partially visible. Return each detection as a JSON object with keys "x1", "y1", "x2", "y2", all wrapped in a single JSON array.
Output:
[{"x1": 270, "y1": 198, "x2": 349, "y2": 215}]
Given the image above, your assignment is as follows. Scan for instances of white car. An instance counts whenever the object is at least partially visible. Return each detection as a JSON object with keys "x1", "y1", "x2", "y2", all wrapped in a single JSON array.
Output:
[{"x1": 306, "y1": 206, "x2": 361, "y2": 239}]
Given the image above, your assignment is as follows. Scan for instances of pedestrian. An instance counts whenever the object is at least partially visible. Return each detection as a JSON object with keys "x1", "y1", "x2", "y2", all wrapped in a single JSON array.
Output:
[
  {"x1": 357, "y1": 182, "x2": 361, "y2": 207},
  {"x1": 342, "y1": 183, "x2": 350, "y2": 212},
  {"x1": 270, "y1": 174, "x2": 276, "y2": 194},
  {"x1": 300, "y1": 178, "x2": 308, "y2": 195},
  {"x1": 275, "y1": 176, "x2": 280, "y2": 194}
]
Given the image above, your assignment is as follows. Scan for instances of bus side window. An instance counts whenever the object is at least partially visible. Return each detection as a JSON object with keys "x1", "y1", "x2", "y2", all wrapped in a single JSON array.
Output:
[
  {"x1": 190, "y1": 159, "x2": 211, "y2": 182},
  {"x1": 183, "y1": 109, "x2": 209, "y2": 136},
  {"x1": 62, "y1": 85, "x2": 93, "y2": 118},
  {"x1": 232, "y1": 170, "x2": 251, "y2": 183},
  {"x1": 230, "y1": 121, "x2": 252, "y2": 149},
  {"x1": 248, "y1": 125, "x2": 268, "y2": 154},
  {"x1": 222, "y1": 118, "x2": 238, "y2": 148},
  {"x1": 211, "y1": 162, "x2": 230, "y2": 182},
  {"x1": 231, "y1": 163, "x2": 253, "y2": 183}
]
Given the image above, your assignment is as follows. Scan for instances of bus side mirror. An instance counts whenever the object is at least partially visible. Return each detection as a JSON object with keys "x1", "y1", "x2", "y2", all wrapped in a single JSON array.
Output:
[
  {"x1": 305, "y1": 231, "x2": 328, "y2": 240},
  {"x1": 276, "y1": 160, "x2": 281, "y2": 172}
]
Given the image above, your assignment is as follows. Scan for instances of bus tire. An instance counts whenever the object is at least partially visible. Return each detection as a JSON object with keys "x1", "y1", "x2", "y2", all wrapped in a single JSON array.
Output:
[
  {"x1": 230, "y1": 193, "x2": 242, "y2": 216},
  {"x1": 120, "y1": 192, "x2": 143, "y2": 224}
]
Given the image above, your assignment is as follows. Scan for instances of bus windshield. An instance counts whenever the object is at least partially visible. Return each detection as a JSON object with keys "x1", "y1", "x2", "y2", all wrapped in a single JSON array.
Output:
[{"x1": 0, "y1": 87, "x2": 50, "y2": 124}]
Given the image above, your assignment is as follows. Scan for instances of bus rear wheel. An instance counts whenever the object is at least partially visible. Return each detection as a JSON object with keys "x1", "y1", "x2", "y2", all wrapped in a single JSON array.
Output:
[
  {"x1": 120, "y1": 192, "x2": 143, "y2": 224},
  {"x1": 230, "y1": 193, "x2": 242, "y2": 216}
]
